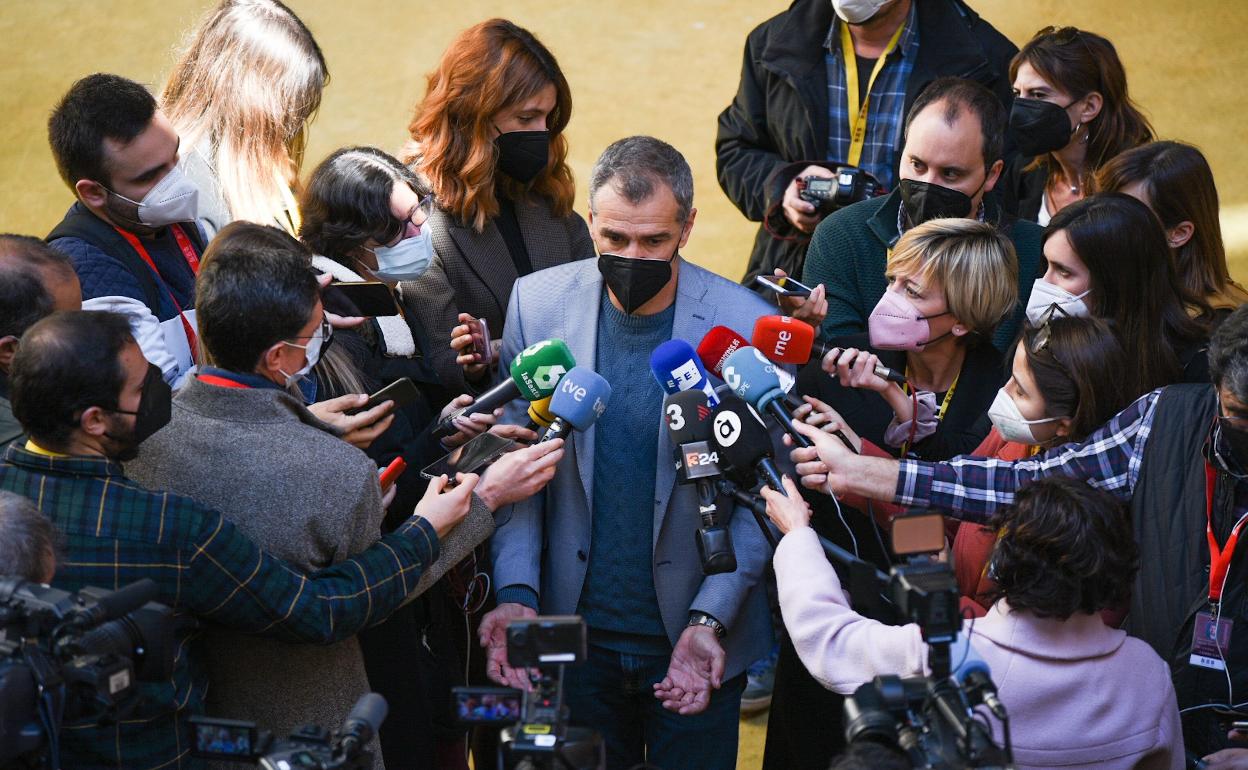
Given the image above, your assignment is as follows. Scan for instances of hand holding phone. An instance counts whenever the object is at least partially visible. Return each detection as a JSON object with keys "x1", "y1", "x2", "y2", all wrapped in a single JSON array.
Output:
[{"x1": 356, "y1": 378, "x2": 420, "y2": 414}]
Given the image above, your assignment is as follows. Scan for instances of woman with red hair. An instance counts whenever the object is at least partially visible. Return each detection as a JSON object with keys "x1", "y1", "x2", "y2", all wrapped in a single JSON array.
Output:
[{"x1": 401, "y1": 19, "x2": 593, "y2": 394}]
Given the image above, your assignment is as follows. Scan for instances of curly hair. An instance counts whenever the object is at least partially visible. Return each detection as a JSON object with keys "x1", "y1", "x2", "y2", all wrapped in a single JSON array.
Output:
[
  {"x1": 404, "y1": 19, "x2": 574, "y2": 232},
  {"x1": 984, "y1": 477, "x2": 1137, "y2": 619}
]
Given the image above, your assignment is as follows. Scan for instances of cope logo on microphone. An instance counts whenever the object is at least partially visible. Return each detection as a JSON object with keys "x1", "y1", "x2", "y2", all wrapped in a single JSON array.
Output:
[
  {"x1": 723, "y1": 366, "x2": 745, "y2": 394},
  {"x1": 714, "y1": 411, "x2": 742, "y2": 446}
]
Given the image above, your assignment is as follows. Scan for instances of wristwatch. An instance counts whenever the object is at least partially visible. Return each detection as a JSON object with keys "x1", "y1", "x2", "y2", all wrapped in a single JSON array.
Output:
[{"x1": 688, "y1": 612, "x2": 726, "y2": 639}]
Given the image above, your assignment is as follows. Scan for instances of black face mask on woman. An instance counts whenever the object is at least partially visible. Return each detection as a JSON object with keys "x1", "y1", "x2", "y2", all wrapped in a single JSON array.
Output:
[
  {"x1": 1009, "y1": 97, "x2": 1080, "y2": 157},
  {"x1": 598, "y1": 241, "x2": 680, "y2": 315},
  {"x1": 495, "y1": 130, "x2": 550, "y2": 184}
]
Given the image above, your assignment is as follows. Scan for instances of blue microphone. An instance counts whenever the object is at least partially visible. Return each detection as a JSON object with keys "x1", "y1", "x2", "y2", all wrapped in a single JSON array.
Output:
[
  {"x1": 539, "y1": 366, "x2": 612, "y2": 443},
  {"x1": 721, "y1": 346, "x2": 811, "y2": 448},
  {"x1": 650, "y1": 339, "x2": 720, "y2": 407},
  {"x1": 951, "y1": 644, "x2": 1006, "y2": 720}
]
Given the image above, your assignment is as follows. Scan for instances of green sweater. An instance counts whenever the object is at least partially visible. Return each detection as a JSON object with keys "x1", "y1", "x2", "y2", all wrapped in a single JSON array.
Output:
[{"x1": 801, "y1": 189, "x2": 1044, "y2": 351}]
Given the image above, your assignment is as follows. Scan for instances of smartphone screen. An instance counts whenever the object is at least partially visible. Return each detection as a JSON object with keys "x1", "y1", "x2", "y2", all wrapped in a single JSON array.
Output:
[
  {"x1": 330, "y1": 281, "x2": 399, "y2": 317},
  {"x1": 359, "y1": 378, "x2": 419, "y2": 413},
  {"x1": 421, "y1": 432, "x2": 515, "y2": 480},
  {"x1": 754, "y1": 275, "x2": 812, "y2": 298},
  {"x1": 452, "y1": 687, "x2": 523, "y2": 725}
]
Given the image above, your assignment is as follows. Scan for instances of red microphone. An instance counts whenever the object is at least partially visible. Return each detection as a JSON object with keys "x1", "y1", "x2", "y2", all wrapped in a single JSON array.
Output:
[
  {"x1": 751, "y1": 316, "x2": 907, "y2": 385},
  {"x1": 697, "y1": 326, "x2": 750, "y2": 379}
]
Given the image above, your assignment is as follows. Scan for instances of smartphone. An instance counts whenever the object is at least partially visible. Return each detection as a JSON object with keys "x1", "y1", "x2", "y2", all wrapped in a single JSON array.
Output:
[
  {"x1": 421, "y1": 432, "x2": 515, "y2": 480},
  {"x1": 379, "y1": 457, "x2": 407, "y2": 490},
  {"x1": 330, "y1": 281, "x2": 399, "y2": 317},
  {"x1": 467, "y1": 317, "x2": 494, "y2": 365},
  {"x1": 452, "y1": 686, "x2": 523, "y2": 726},
  {"x1": 754, "y1": 274, "x2": 813, "y2": 298},
  {"x1": 359, "y1": 378, "x2": 420, "y2": 413}
]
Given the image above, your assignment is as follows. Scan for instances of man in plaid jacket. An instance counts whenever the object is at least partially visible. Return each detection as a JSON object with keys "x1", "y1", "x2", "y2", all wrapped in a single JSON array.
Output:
[{"x1": 1, "y1": 310, "x2": 477, "y2": 770}]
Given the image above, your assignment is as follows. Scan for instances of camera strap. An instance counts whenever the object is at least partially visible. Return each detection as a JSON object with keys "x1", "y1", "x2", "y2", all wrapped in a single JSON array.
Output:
[{"x1": 840, "y1": 20, "x2": 906, "y2": 167}]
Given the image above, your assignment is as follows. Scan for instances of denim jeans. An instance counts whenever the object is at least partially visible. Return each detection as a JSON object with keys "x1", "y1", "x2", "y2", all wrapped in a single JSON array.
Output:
[{"x1": 561, "y1": 642, "x2": 746, "y2": 770}]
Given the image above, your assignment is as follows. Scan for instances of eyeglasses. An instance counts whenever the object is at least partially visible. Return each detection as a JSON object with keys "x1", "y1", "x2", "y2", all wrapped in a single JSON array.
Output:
[
  {"x1": 287, "y1": 316, "x2": 333, "y2": 346},
  {"x1": 1219, "y1": 402, "x2": 1248, "y2": 431},
  {"x1": 381, "y1": 196, "x2": 434, "y2": 248}
]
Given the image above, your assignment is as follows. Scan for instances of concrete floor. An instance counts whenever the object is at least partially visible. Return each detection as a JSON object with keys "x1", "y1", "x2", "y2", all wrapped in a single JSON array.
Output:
[{"x1": 0, "y1": 1, "x2": 1244, "y2": 767}]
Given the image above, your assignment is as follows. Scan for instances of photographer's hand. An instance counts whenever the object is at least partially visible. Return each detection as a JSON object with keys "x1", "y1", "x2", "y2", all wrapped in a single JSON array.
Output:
[
  {"x1": 653, "y1": 626, "x2": 724, "y2": 715},
  {"x1": 479, "y1": 602, "x2": 538, "y2": 690},
  {"x1": 782, "y1": 165, "x2": 835, "y2": 234}
]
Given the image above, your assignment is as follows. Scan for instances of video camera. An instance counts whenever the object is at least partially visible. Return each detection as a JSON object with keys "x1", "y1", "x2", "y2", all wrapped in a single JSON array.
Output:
[
  {"x1": 454, "y1": 616, "x2": 606, "y2": 770},
  {"x1": 821, "y1": 513, "x2": 1014, "y2": 769},
  {"x1": 798, "y1": 166, "x2": 883, "y2": 215},
  {"x1": 0, "y1": 577, "x2": 175, "y2": 768},
  {"x1": 189, "y1": 692, "x2": 388, "y2": 770}
]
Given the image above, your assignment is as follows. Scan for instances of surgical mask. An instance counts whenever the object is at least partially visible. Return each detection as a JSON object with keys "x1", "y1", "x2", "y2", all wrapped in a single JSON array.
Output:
[
  {"x1": 495, "y1": 130, "x2": 550, "y2": 184},
  {"x1": 368, "y1": 228, "x2": 434, "y2": 282},
  {"x1": 867, "y1": 290, "x2": 951, "y2": 351},
  {"x1": 104, "y1": 166, "x2": 200, "y2": 228},
  {"x1": 598, "y1": 243, "x2": 678, "y2": 315},
  {"x1": 987, "y1": 387, "x2": 1062, "y2": 445},
  {"x1": 1024, "y1": 278, "x2": 1091, "y2": 326},
  {"x1": 280, "y1": 321, "x2": 329, "y2": 388},
  {"x1": 832, "y1": 0, "x2": 892, "y2": 24},
  {"x1": 1009, "y1": 97, "x2": 1080, "y2": 157},
  {"x1": 103, "y1": 363, "x2": 173, "y2": 459},
  {"x1": 899, "y1": 179, "x2": 974, "y2": 226}
]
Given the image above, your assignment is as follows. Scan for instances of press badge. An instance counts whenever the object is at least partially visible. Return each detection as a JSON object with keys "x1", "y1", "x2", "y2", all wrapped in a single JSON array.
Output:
[{"x1": 1190, "y1": 611, "x2": 1233, "y2": 671}]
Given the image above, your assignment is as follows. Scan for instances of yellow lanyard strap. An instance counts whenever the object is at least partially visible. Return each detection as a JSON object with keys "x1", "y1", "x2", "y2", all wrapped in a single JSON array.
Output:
[
  {"x1": 900, "y1": 371, "x2": 960, "y2": 458},
  {"x1": 841, "y1": 19, "x2": 906, "y2": 167}
]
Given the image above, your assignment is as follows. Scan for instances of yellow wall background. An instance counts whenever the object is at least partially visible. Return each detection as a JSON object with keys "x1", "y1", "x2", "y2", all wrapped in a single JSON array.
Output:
[{"x1": 0, "y1": 2, "x2": 1244, "y2": 766}]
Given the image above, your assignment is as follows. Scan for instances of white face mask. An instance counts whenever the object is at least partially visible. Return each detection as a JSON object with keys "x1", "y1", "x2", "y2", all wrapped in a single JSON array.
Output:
[
  {"x1": 1024, "y1": 278, "x2": 1091, "y2": 327},
  {"x1": 369, "y1": 228, "x2": 434, "y2": 282},
  {"x1": 832, "y1": 0, "x2": 892, "y2": 24},
  {"x1": 279, "y1": 322, "x2": 328, "y2": 387},
  {"x1": 108, "y1": 166, "x2": 200, "y2": 227},
  {"x1": 987, "y1": 387, "x2": 1062, "y2": 445}
]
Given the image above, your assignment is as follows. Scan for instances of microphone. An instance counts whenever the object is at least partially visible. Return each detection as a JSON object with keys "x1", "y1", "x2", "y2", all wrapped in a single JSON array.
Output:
[
  {"x1": 721, "y1": 346, "x2": 812, "y2": 448},
  {"x1": 539, "y1": 366, "x2": 612, "y2": 443},
  {"x1": 434, "y1": 339, "x2": 575, "y2": 438},
  {"x1": 650, "y1": 339, "x2": 720, "y2": 407},
  {"x1": 751, "y1": 315, "x2": 906, "y2": 385},
  {"x1": 955, "y1": 655, "x2": 1007, "y2": 720},
  {"x1": 664, "y1": 390, "x2": 736, "y2": 574},
  {"x1": 698, "y1": 326, "x2": 795, "y2": 392},
  {"x1": 524, "y1": 396, "x2": 555, "y2": 431},
  {"x1": 72, "y1": 578, "x2": 159, "y2": 628},
  {"x1": 709, "y1": 394, "x2": 787, "y2": 494},
  {"x1": 336, "y1": 692, "x2": 389, "y2": 756}
]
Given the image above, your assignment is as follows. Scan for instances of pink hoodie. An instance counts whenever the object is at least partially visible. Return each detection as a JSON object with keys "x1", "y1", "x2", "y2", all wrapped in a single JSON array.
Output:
[{"x1": 775, "y1": 526, "x2": 1183, "y2": 770}]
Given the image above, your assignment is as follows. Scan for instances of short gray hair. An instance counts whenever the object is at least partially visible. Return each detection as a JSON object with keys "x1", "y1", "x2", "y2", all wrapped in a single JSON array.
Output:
[
  {"x1": 1211, "y1": 305, "x2": 1248, "y2": 402},
  {"x1": 588, "y1": 136, "x2": 694, "y2": 223},
  {"x1": 0, "y1": 491, "x2": 57, "y2": 582}
]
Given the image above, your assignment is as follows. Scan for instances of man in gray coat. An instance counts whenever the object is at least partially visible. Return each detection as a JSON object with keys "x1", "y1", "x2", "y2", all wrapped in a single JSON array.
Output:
[
  {"x1": 480, "y1": 137, "x2": 779, "y2": 770},
  {"x1": 127, "y1": 222, "x2": 564, "y2": 766}
]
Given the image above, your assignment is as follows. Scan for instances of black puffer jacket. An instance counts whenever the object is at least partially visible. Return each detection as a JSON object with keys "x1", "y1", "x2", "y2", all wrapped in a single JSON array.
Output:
[{"x1": 716, "y1": 0, "x2": 1018, "y2": 286}]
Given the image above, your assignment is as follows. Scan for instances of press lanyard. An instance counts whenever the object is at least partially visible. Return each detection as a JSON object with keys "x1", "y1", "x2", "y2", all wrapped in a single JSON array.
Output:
[
  {"x1": 840, "y1": 19, "x2": 906, "y2": 167},
  {"x1": 115, "y1": 225, "x2": 200, "y2": 360},
  {"x1": 899, "y1": 370, "x2": 959, "y2": 459},
  {"x1": 1206, "y1": 462, "x2": 1248, "y2": 604}
]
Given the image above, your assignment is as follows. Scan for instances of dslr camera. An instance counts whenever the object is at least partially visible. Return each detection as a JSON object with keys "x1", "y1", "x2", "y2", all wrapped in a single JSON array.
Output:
[
  {"x1": 454, "y1": 615, "x2": 607, "y2": 770},
  {"x1": 798, "y1": 166, "x2": 883, "y2": 215},
  {"x1": 0, "y1": 577, "x2": 174, "y2": 768}
]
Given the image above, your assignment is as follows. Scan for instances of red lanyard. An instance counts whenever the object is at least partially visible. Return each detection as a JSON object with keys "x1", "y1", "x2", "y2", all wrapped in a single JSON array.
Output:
[
  {"x1": 196, "y1": 374, "x2": 250, "y2": 389},
  {"x1": 1206, "y1": 462, "x2": 1248, "y2": 602},
  {"x1": 114, "y1": 225, "x2": 200, "y2": 360}
]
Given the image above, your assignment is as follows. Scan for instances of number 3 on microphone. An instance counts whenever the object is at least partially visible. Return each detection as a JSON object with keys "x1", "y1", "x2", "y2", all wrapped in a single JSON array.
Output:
[{"x1": 666, "y1": 403, "x2": 685, "y2": 431}]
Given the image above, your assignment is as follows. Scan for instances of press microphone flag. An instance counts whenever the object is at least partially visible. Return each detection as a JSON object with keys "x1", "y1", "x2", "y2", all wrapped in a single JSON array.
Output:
[
  {"x1": 650, "y1": 339, "x2": 719, "y2": 406},
  {"x1": 709, "y1": 394, "x2": 786, "y2": 494},
  {"x1": 434, "y1": 338, "x2": 575, "y2": 438},
  {"x1": 539, "y1": 366, "x2": 612, "y2": 442},
  {"x1": 751, "y1": 315, "x2": 906, "y2": 385}
]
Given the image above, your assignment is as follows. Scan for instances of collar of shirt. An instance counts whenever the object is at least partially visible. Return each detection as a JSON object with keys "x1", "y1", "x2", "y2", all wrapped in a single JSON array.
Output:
[
  {"x1": 5, "y1": 442, "x2": 125, "y2": 478},
  {"x1": 824, "y1": 1, "x2": 920, "y2": 59},
  {"x1": 198, "y1": 366, "x2": 283, "y2": 391}
]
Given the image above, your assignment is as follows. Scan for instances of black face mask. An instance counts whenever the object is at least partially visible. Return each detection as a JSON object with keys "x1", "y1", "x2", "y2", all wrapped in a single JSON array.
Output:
[
  {"x1": 495, "y1": 130, "x2": 550, "y2": 184},
  {"x1": 598, "y1": 244, "x2": 678, "y2": 315},
  {"x1": 1009, "y1": 97, "x2": 1079, "y2": 157},
  {"x1": 1215, "y1": 419, "x2": 1248, "y2": 478},
  {"x1": 899, "y1": 179, "x2": 975, "y2": 226},
  {"x1": 103, "y1": 363, "x2": 172, "y2": 460}
]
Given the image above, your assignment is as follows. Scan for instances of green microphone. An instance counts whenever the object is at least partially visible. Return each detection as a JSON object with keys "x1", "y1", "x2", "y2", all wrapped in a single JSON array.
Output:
[{"x1": 433, "y1": 339, "x2": 575, "y2": 439}]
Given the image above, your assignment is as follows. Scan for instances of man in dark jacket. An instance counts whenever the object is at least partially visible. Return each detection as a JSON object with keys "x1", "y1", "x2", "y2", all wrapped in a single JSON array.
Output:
[
  {"x1": 716, "y1": 0, "x2": 1017, "y2": 286},
  {"x1": 46, "y1": 73, "x2": 204, "y2": 387}
]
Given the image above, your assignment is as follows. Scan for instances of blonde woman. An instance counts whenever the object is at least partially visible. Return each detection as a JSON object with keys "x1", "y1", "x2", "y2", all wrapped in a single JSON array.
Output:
[{"x1": 161, "y1": 0, "x2": 327, "y2": 237}]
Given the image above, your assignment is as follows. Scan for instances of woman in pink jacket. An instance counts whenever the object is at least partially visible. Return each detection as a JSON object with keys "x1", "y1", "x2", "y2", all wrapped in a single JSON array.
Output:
[{"x1": 763, "y1": 475, "x2": 1183, "y2": 770}]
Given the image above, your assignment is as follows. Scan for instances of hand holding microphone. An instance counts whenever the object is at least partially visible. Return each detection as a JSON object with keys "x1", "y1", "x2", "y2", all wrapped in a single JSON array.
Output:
[
  {"x1": 758, "y1": 475, "x2": 811, "y2": 535},
  {"x1": 751, "y1": 315, "x2": 905, "y2": 385},
  {"x1": 433, "y1": 338, "x2": 575, "y2": 439}
]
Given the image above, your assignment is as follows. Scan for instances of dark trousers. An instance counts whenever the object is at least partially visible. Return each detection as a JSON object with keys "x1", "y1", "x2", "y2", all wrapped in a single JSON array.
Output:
[{"x1": 562, "y1": 643, "x2": 745, "y2": 770}]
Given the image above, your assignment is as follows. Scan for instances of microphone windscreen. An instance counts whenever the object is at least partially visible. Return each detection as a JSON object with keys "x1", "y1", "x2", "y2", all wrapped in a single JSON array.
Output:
[
  {"x1": 709, "y1": 395, "x2": 776, "y2": 470},
  {"x1": 547, "y1": 366, "x2": 612, "y2": 431},
  {"x1": 91, "y1": 578, "x2": 159, "y2": 623},
  {"x1": 697, "y1": 326, "x2": 749, "y2": 378},
  {"x1": 650, "y1": 340, "x2": 710, "y2": 393},
  {"x1": 721, "y1": 346, "x2": 784, "y2": 409},
  {"x1": 509, "y1": 339, "x2": 576, "y2": 401},
  {"x1": 527, "y1": 396, "x2": 555, "y2": 428},
  {"x1": 344, "y1": 692, "x2": 389, "y2": 737},
  {"x1": 752, "y1": 315, "x2": 816, "y2": 365},
  {"x1": 663, "y1": 390, "x2": 715, "y2": 445}
]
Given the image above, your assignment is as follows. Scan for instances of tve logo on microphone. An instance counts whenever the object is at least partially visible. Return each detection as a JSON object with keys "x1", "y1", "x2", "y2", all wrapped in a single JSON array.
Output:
[{"x1": 560, "y1": 372, "x2": 608, "y2": 418}]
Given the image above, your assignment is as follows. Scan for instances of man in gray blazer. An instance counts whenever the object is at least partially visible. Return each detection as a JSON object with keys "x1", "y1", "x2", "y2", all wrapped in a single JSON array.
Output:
[{"x1": 481, "y1": 137, "x2": 780, "y2": 770}]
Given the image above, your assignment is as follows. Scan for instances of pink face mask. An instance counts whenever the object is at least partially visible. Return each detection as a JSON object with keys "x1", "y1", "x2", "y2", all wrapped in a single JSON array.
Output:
[{"x1": 867, "y1": 290, "x2": 951, "y2": 351}]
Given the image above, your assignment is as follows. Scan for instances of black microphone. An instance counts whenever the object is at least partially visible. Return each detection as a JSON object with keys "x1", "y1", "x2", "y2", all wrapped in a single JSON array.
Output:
[
  {"x1": 72, "y1": 578, "x2": 158, "y2": 628},
  {"x1": 337, "y1": 692, "x2": 388, "y2": 756},
  {"x1": 665, "y1": 390, "x2": 736, "y2": 575},
  {"x1": 709, "y1": 395, "x2": 787, "y2": 493},
  {"x1": 962, "y1": 667, "x2": 1007, "y2": 720}
]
